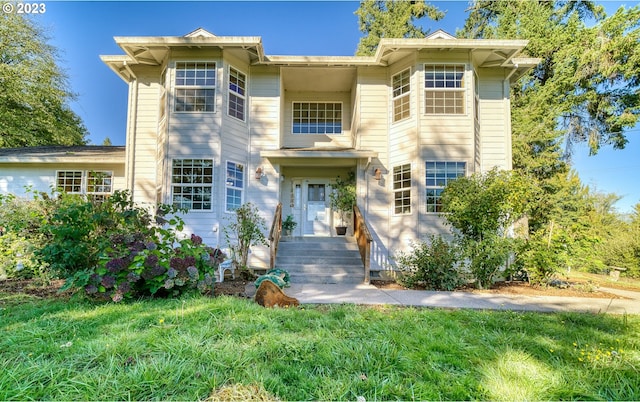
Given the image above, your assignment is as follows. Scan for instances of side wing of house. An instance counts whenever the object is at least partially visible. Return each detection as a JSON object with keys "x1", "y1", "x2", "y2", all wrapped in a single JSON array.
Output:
[{"x1": 0, "y1": 146, "x2": 126, "y2": 199}]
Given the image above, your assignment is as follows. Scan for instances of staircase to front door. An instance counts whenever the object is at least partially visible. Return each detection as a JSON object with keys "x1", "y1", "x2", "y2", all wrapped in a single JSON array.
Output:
[{"x1": 275, "y1": 237, "x2": 365, "y2": 284}]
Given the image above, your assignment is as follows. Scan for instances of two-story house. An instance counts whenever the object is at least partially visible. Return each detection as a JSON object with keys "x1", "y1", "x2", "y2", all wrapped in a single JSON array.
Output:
[{"x1": 98, "y1": 28, "x2": 538, "y2": 274}]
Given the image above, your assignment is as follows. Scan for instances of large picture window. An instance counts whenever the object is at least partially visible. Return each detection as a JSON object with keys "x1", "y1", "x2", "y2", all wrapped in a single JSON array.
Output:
[
  {"x1": 425, "y1": 161, "x2": 466, "y2": 212},
  {"x1": 393, "y1": 164, "x2": 411, "y2": 214},
  {"x1": 292, "y1": 102, "x2": 342, "y2": 134},
  {"x1": 228, "y1": 67, "x2": 246, "y2": 121},
  {"x1": 392, "y1": 69, "x2": 411, "y2": 122},
  {"x1": 424, "y1": 65, "x2": 465, "y2": 115},
  {"x1": 171, "y1": 159, "x2": 213, "y2": 210},
  {"x1": 174, "y1": 62, "x2": 216, "y2": 112},
  {"x1": 225, "y1": 161, "x2": 244, "y2": 212}
]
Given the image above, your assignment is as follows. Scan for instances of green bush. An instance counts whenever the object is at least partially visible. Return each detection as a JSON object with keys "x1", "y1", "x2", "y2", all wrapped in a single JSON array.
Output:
[
  {"x1": 395, "y1": 235, "x2": 463, "y2": 290},
  {"x1": 55, "y1": 192, "x2": 225, "y2": 302},
  {"x1": 0, "y1": 192, "x2": 50, "y2": 280},
  {"x1": 462, "y1": 234, "x2": 515, "y2": 289}
]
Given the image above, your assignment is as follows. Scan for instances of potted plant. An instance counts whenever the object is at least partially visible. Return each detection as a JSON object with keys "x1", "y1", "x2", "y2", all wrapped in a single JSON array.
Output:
[
  {"x1": 329, "y1": 171, "x2": 356, "y2": 235},
  {"x1": 282, "y1": 214, "x2": 297, "y2": 236}
]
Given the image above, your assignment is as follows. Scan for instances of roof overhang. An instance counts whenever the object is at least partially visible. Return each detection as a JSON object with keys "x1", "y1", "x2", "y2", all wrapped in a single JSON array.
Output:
[
  {"x1": 0, "y1": 146, "x2": 126, "y2": 164},
  {"x1": 261, "y1": 148, "x2": 378, "y2": 167}
]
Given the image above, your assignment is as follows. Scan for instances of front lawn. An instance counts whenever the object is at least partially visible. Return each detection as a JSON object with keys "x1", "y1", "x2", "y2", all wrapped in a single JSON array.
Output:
[{"x1": 1, "y1": 293, "x2": 638, "y2": 401}]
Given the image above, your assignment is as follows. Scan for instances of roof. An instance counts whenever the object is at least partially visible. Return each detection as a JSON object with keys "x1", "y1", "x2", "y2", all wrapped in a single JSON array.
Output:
[
  {"x1": 0, "y1": 146, "x2": 126, "y2": 164},
  {"x1": 101, "y1": 28, "x2": 540, "y2": 84}
]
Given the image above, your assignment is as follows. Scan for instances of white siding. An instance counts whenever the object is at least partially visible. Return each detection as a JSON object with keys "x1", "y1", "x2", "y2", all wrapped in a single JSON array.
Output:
[
  {"x1": 477, "y1": 68, "x2": 511, "y2": 171},
  {"x1": 0, "y1": 163, "x2": 126, "y2": 197}
]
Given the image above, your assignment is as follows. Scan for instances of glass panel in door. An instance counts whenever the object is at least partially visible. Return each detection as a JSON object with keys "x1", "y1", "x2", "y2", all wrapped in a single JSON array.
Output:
[{"x1": 304, "y1": 183, "x2": 330, "y2": 236}]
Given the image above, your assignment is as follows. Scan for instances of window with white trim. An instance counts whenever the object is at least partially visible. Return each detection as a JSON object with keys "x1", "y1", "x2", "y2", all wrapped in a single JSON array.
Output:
[
  {"x1": 174, "y1": 62, "x2": 216, "y2": 112},
  {"x1": 292, "y1": 102, "x2": 342, "y2": 134},
  {"x1": 171, "y1": 159, "x2": 213, "y2": 210},
  {"x1": 55, "y1": 170, "x2": 114, "y2": 201},
  {"x1": 424, "y1": 65, "x2": 465, "y2": 114},
  {"x1": 225, "y1": 161, "x2": 244, "y2": 212},
  {"x1": 392, "y1": 69, "x2": 411, "y2": 122},
  {"x1": 56, "y1": 171, "x2": 83, "y2": 193},
  {"x1": 228, "y1": 67, "x2": 246, "y2": 121},
  {"x1": 425, "y1": 161, "x2": 466, "y2": 212},
  {"x1": 392, "y1": 164, "x2": 411, "y2": 214}
]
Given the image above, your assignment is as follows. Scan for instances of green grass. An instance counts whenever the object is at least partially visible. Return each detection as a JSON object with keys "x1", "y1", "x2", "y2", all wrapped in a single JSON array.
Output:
[{"x1": 1, "y1": 293, "x2": 639, "y2": 401}]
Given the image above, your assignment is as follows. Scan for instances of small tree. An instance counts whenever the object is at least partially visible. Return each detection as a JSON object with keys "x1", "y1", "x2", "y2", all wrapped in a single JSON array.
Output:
[
  {"x1": 329, "y1": 172, "x2": 357, "y2": 228},
  {"x1": 441, "y1": 168, "x2": 531, "y2": 288},
  {"x1": 224, "y1": 202, "x2": 268, "y2": 270}
]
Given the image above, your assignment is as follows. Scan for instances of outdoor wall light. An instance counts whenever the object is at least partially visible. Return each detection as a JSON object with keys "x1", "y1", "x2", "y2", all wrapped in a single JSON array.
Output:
[
  {"x1": 374, "y1": 168, "x2": 382, "y2": 180},
  {"x1": 255, "y1": 166, "x2": 264, "y2": 180}
]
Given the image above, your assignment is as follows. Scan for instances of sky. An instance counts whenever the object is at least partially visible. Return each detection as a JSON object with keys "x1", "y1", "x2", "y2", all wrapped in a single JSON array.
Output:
[{"x1": 28, "y1": 0, "x2": 640, "y2": 213}]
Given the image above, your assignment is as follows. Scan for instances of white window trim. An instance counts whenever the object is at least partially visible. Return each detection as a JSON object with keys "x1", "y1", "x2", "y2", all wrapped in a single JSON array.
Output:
[
  {"x1": 423, "y1": 63, "x2": 467, "y2": 116},
  {"x1": 86, "y1": 171, "x2": 114, "y2": 195},
  {"x1": 425, "y1": 160, "x2": 467, "y2": 213},
  {"x1": 227, "y1": 65, "x2": 247, "y2": 122},
  {"x1": 55, "y1": 170, "x2": 114, "y2": 196},
  {"x1": 173, "y1": 61, "x2": 217, "y2": 113},
  {"x1": 224, "y1": 160, "x2": 245, "y2": 213},
  {"x1": 291, "y1": 101, "x2": 343, "y2": 135},
  {"x1": 55, "y1": 170, "x2": 84, "y2": 194},
  {"x1": 392, "y1": 163, "x2": 412, "y2": 215},
  {"x1": 170, "y1": 158, "x2": 215, "y2": 212},
  {"x1": 391, "y1": 68, "x2": 412, "y2": 123}
]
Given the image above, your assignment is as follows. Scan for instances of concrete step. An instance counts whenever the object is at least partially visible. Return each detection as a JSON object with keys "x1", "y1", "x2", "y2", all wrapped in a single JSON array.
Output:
[{"x1": 275, "y1": 236, "x2": 365, "y2": 284}]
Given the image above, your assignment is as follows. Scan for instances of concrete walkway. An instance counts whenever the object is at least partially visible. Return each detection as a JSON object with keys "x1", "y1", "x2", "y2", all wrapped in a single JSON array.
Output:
[{"x1": 281, "y1": 283, "x2": 640, "y2": 314}]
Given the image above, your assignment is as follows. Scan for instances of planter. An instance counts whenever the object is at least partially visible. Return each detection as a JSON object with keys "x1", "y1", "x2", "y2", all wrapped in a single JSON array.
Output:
[{"x1": 335, "y1": 226, "x2": 347, "y2": 236}]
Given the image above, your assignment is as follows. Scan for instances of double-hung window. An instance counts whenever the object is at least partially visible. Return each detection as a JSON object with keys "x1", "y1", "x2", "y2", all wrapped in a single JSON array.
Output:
[
  {"x1": 393, "y1": 164, "x2": 412, "y2": 214},
  {"x1": 174, "y1": 62, "x2": 216, "y2": 112},
  {"x1": 171, "y1": 159, "x2": 213, "y2": 210},
  {"x1": 424, "y1": 65, "x2": 465, "y2": 114},
  {"x1": 425, "y1": 161, "x2": 466, "y2": 212},
  {"x1": 225, "y1": 161, "x2": 244, "y2": 212},
  {"x1": 292, "y1": 102, "x2": 342, "y2": 134},
  {"x1": 392, "y1": 69, "x2": 411, "y2": 122},
  {"x1": 228, "y1": 67, "x2": 246, "y2": 121}
]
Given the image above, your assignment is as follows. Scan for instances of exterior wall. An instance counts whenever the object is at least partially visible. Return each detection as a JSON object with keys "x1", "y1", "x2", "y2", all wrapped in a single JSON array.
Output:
[
  {"x1": 281, "y1": 90, "x2": 353, "y2": 149},
  {"x1": 477, "y1": 68, "x2": 512, "y2": 170},
  {"x1": 0, "y1": 163, "x2": 126, "y2": 197},
  {"x1": 127, "y1": 66, "x2": 163, "y2": 207}
]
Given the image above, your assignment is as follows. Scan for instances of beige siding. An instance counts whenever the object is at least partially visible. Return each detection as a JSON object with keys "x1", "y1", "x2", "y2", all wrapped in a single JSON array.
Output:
[
  {"x1": 477, "y1": 68, "x2": 510, "y2": 171},
  {"x1": 282, "y1": 91, "x2": 353, "y2": 148}
]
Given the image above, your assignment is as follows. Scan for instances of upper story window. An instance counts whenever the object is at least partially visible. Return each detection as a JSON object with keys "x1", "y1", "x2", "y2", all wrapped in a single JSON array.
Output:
[
  {"x1": 392, "y1": 163, "x2": 412, "y2": 215},
  {"x1": 228, "y1": 67, "x2": 246, "y2": 121},
  {"x1": 171, "y1": 159, "x2": 213, "y2": 211},
  {"x1": 292, "y1": 102, "x2": 342, "y2": 134},
  {"x1": 225, "y1": 161, "x2": 244, "y2": 212},
  {"x1": 392, "y1": 69, "x2": 411, "y2": 122},
  {"x1": 174, "y1": 62, "x2": 216, "y2": 112},
  {"x1": 425, "y1": 161, "x2": 466, "y2": 212},
  {"x1": 424, "y1": 65, "x2": 465, "y2": 115}
]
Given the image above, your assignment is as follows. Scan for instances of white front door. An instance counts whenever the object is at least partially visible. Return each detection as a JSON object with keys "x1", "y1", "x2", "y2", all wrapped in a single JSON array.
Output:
[{"x1": 303, "y1": 181, "x2": 331, "y2": 236}]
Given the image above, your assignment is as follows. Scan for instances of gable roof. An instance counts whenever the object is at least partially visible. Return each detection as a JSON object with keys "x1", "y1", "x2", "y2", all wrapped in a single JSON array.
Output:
[{"x1": 0, "y1": 146, "x2": 126, "y2": 164}]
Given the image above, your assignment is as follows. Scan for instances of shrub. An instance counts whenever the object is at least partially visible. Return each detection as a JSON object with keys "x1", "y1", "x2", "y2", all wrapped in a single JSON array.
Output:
[
  {"x1": 0, "y1": 191, "x2": 50, "y2": 280},
  {"x1": 395, "y1": 235, "x2": 463, "y2": 290},
  {"x1": 461, "y1": 234, "x2": 515, "y2": 289},
  {"x1": 224, "y1": 202, "x2": 268, "y2": 270},
  {"x1": 515, "y1": 231, "x2": 565, "y2": 286}
]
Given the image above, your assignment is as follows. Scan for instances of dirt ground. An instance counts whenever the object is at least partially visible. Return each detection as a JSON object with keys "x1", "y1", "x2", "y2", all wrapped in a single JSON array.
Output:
[{"x1": 0, "y1": 276, "x2": 628, "y2": 301}]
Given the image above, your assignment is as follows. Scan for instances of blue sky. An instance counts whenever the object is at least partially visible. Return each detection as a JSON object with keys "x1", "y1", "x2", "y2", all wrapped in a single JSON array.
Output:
[{"x1": 34, "y1": 0, "x2": 639, "y2": 212}]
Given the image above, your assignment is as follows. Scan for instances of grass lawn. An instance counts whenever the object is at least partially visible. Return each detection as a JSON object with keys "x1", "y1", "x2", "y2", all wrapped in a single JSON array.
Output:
[{"x1": 1, "y1": 292, "x2": 639, "y2": 401}]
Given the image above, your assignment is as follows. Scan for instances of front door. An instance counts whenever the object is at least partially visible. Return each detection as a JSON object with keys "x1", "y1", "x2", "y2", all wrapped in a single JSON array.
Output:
[{"x1": 303, "y1": 181, "x2": 330, "y2": 236}]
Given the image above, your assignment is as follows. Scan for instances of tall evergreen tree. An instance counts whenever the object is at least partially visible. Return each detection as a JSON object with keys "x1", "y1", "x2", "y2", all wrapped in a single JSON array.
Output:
[
  {"x1": 355, "y1": 0, "x2": 444, "y2": 56},
  {"x1": 0, "y1": 12, "x2": 87, "y2": 148}
]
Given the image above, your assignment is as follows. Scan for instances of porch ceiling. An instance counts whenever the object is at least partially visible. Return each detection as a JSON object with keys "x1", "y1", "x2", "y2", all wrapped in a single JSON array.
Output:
[{"x1": 261, "y1": 148, "x2": 377, "y2": 167}]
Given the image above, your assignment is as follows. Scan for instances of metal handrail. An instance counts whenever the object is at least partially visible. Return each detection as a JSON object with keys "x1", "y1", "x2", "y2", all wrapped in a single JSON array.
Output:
[
  {"x1": 353, "y1": 205, "x2": 372, "y2": 284},
  {"x1": 268, "y1": 202, "x2": 283, "y2": 269}
]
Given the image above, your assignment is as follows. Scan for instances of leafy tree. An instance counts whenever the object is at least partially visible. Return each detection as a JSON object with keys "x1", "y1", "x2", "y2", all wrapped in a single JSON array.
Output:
[
  {"x1": 355, "y1": 0, "x2": 444, "y2": 56},
  {"x1": 223, "y1": 202, "x2": 268, "y2": 271},
  {"x1": 440, "y1": 168, "x2": 532, "y2": 288},
  {"x1": 0, "y1": 12, "x2": 87, "y2": 147}
]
